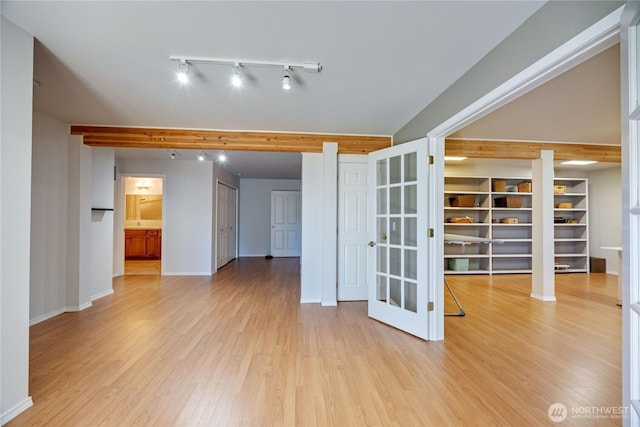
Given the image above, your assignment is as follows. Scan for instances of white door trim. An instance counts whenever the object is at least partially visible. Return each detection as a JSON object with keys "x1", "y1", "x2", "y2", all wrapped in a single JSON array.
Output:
[{"x1": 621, "y1": 3, "x2": 640, "y2": 424}]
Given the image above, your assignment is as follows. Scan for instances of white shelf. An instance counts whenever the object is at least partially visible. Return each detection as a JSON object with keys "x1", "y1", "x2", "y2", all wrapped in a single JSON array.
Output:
[
  {"x1": 443, "y1": 175, "x2": 589, "y2": 275},
  {"x1": 554, "y1": 178, "x2": 589, "y2": 272}
]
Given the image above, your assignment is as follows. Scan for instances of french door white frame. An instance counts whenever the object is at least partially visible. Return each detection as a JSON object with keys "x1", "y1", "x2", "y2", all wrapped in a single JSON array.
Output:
[{"x1": 621, "y1": 3, "x2": 640, "y2": 425}]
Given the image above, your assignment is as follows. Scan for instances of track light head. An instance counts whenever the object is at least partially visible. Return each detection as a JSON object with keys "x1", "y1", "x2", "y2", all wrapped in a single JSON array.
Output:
[
  {"x1": 177, "y1": 59, "x2": 190, "y2": 84},
  {"x1": 198, "y1": 151, "x2": 206, "y2": 161},
  {"x1": 218, "y1": 152, "x2": 227, "y2": 163},
  {"x1": 282, "y1": 66, "x2": 292, "y2": 90},
  {"x1": 231, "y1": 63, "x2": 242, "y2": 87}
]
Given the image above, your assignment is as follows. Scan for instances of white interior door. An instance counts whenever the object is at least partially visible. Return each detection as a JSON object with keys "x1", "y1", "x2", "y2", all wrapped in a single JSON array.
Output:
[
  {"x1": 271, "y1": 190, "x2": 301, "y2": 257},
  {"x1": 338, "y1": 160, "x2": 368, "y2": 301},
  {"x1": 621, "y1": 4, "x2": 640, "y2": 424},
  {"x1": 367, "y1": 138, "x2": 431, "y2": 340},
  {"x1": 216, "y1": 182, "x2": 236, "y2": 268}
]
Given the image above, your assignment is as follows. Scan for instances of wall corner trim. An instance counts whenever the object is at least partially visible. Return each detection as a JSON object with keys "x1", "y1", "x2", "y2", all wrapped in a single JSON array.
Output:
[{"x1": 0, "y1": 397, "x2": 33, "y2": 425}]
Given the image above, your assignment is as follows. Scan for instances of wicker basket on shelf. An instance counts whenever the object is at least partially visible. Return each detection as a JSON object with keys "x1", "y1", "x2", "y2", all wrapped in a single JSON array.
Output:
[{"x1": 494, "y1": 196, "x2": 523, "y2": 208}]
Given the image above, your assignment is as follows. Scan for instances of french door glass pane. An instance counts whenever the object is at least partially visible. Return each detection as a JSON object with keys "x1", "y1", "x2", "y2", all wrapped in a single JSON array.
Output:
[
  {"x1": 404, "y1": 249, "x2": 417, "y2": 280},
  {"x1": 377, "y1": 159, "x2": 387, "y2": 186},
  {"x1": 390, "y1": 155, "x2": 402, "y2": 184},
  {"x1": 377, "y1": 188, "x2": 387, "y2": 214},
  {"x1": 404, "y1": 281, "x2": 417, "y2": 313},
  {"x1": 404, "y1": 217, "x2": 417, "y2": 247},
  {"x1": 389, "y1": 278, "x2": 401, "y2": 307},
  {"x1": 389, "y1": 217, "x2": 401, "y2": 245},
  {"x1": 376, "y1": 275, "x2": 387, "y2": 302},
  {"x1": 390, "y1": 186, "x2": 401, "y2": 214},
  {"x1": 390, "y1": 247, "x2": 401, "y2": 276},
  {"x1": 377, "y1": 246, "x2": 387, "y2": 273},
  {"x1": 404, "y1": 184, "x2": 417, "y2": 214},
  {"x1": 404, "y1": 152, "x2": 417, "y2": 182},
  {"x1": 377, "y1": 218, "x2": 387, "y2": 244}
]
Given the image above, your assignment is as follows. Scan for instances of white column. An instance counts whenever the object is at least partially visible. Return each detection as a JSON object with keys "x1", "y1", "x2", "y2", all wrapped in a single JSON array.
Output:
[
  {"x1": 0, "y1": 16, "x2": 34, "y2": 423},
  {"x1": 300, "y1": 153, "x2": 323, "y2": 303},
  {"x1": 322, "y1": 142, "x2": 338, "y2": 306},
  {"x1": 531, "y1": 150, "x2": 556, "y2": 301}
]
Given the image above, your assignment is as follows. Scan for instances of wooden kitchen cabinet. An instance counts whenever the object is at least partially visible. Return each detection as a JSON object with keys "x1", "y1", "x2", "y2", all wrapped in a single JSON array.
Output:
[{"x1": 125, "y1": 229, "x2": 161, "y2": 260}]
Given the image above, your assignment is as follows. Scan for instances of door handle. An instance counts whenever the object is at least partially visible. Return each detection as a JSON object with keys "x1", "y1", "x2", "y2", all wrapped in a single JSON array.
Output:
[{"x1": 368, "y1": 241, "x2": 376, "y2": 247}]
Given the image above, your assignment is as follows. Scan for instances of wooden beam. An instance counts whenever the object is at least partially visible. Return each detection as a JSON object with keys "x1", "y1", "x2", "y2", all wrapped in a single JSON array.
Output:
[
  {"x1": 70, "y1": 126, "x2": 392, "y2": 155},
  {"x1": 445, "y1": 139, "x2": 621, "y2": 162}
]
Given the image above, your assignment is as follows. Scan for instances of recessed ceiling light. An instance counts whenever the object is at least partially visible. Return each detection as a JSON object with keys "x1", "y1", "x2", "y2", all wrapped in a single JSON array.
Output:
[
  {"x1": 561, "y1": 160, "x2": 598, "y2": 166},
  {"x1": 444, "y1": 156, "x2": 467, "y2": 161}
]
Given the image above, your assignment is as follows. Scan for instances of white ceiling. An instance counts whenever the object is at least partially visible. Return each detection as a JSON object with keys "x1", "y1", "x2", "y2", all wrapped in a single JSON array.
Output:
[{"x1": 3, "y1": 1, "x2": 620, "y2": 178}]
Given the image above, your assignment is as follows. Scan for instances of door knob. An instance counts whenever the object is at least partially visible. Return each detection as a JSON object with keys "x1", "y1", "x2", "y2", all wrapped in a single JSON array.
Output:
[{"x1": 368, "y1": 241, "x2": 376, "y2": 247}]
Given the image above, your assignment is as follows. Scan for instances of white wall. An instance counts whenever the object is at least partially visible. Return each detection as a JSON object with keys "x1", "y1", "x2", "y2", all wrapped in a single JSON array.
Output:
[
  {"x1": 588, "y1": 166, "x2": 622, "y2": 274},
  {"x1": 395, "y1": 2, "x2": 623, "y2": 143},
  {"x1": 30, "y1": 112, "x2": 69, "y2": 324},
  {"x1": 90, "y1": 148, "x2": 115, "y2": 299},
  {"x1": 300, "y1": 154, "x2": 323, "y2": 303},
  {"x1": 238, "y1": 178, "x2": 301, "y2": 256},
  {"x1": 117, "y1": 158, "x2": 214, "y2": 275},
  {"x1": 1, "y1": 15, "x2": 34, "y2": 423}
]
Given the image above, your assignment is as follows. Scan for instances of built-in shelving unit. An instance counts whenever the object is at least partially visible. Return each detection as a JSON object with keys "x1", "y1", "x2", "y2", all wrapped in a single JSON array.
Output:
[
  {"x1": 553, "y1": 178, "x2": 589, "y2": 273},
  {"x1": 444, "y1": 176, "x2": 533, "y2": 275},
  {"x1": 444, "y1": 175, "x2": 589, "y2": 275}
]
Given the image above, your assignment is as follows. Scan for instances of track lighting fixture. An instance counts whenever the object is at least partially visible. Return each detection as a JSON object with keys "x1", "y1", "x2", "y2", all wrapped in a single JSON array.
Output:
[
  {"x1": 170, "y1": 56, "x2": 321, "y2": 90},
  {"x1": 218, "y1": 151, "x2": 227, "y2": 163},
  {"x1": 170, "y1": 151, "x2": 177, "y2": 160},
  {"x1": 176, "y1": 59, "x2": 190, "y2": 84},
  {"x1": 282, "y1": 66, "x2": 292, "y2": 90},
  {"x1": 198, "y1": 151, "x2": 206, "y2": 161},
  {"x1": 231, "y1": 63, "x2": 242, "y2": 87}
]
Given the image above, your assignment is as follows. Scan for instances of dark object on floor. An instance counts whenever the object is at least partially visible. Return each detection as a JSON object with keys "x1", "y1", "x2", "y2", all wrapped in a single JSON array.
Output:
[
  {"x1": 589, "y1": 256, "x2": 606, "y2": 273},
  {"x1": 265, "y1": 255, "x2": 273, "y2": 260}
]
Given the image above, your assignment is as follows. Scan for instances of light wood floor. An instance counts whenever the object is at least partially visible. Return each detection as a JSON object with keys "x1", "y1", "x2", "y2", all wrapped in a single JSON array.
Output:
[
  {"x1": 9, "y1": 259, "x2": 621, "y2": 426},
  {"x1": 125, "y1": 260, "x2": 161, "y2": 275}
]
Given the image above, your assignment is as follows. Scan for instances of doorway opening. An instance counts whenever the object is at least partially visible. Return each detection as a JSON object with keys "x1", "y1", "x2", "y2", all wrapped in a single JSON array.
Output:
[{"x1": 124, "y1": 176, "x2": 163, "y2": 275}]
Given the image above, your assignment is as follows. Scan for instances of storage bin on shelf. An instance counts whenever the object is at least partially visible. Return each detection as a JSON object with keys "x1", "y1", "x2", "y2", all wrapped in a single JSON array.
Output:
[
  {"x1": 494, "y1": 196, "x2": 523, "y2": 208},
  {"x1": 492, "y1": 180, "x2": 507, "y2": 192},
  {"x1": 448, "y1": 258, "x2": 469, "y2": 271},
  {"x1": 517, "y1": 181, "x2": 532, "y2": 192},
  {"x1": 447, "y1": 216, "x2": 474, "y2": 223},
  {"x1": 553, "y1": 185, "x2": 567, "y2": 194},
  {"x1": 556, "y1": 202, "x2": 573, "y2": 209},
  {"x1": 449, "y1": 195, "x2": 477, "y2": 207},
  {"x1": 499, "y1": 217, "x2": 519, "y2": 224}
]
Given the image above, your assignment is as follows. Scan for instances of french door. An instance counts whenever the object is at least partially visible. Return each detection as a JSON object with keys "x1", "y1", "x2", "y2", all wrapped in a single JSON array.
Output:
[
  {"x1": 367, "y1": 138, "x2": 432, "y2": 340},
  {"x1": 621, "y1": 3, "x2": 640, "y2": 425}
]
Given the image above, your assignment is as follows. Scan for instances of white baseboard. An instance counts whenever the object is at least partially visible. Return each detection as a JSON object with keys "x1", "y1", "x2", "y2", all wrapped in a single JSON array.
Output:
[
  {"x1": 300, "y1": 298, "x2": 321, "y2": 304},
  {"x1": 1, "y1": 396, "x2": 33, "y2": 425},
  {"x1": 29, "y1": 308, "x2": 66, "y2": 326},
  {"x1": 321, "y1": 300, "x2": 338, "y2": 307},
  {"x1": 530, "y1": 293, "x2": 557, "y2": 302},
  {"x1": 606, "y1": 270, "x2": 619, "y2": 276},
  {"x1": 65, "y1": 301, "x2": 92, "y2": 312},
  {"x1": 91, "y1": 288, "x2": 114, "y2": 301},
  {"x1": 238, "y1": 254, "x2": 267, "y2": 257}
]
